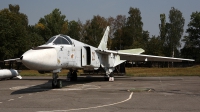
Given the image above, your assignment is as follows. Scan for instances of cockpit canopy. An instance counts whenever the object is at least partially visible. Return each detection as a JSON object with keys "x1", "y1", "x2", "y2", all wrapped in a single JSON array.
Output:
[{"x1": 45, "y1": 35, "x2": 72, "y2": 45}]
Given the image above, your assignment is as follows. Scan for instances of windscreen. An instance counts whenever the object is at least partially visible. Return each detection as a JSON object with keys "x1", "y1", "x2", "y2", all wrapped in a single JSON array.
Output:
[
  {"x1": 53, "y1": 36, "x2": 70, "y2": 45},
  {"x1": 45, "y1": 36, "x2": 56, "y2": 44}
]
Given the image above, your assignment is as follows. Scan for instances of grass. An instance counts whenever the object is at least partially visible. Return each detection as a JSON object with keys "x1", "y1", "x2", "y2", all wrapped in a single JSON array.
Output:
[
  {"x1": 19, "y1": 65, "x2": 200, "y2": 77},
  {"x1": 19, "y1": 69, "x2": 83, "y2": 76}
]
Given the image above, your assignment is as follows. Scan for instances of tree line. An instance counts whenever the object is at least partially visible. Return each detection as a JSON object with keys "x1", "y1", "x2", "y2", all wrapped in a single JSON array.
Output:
[{"x1": 0, "y1": 4, "x2": 199, "y2": 63}]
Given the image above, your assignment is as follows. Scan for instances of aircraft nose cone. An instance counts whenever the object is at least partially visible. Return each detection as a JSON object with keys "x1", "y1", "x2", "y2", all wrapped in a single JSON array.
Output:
[{"x1": 21, "y1": 48, "x2": 58, "y2": 70}]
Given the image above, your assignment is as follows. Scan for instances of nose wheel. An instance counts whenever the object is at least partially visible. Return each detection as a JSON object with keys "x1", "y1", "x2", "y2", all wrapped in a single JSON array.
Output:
[{"x1": 52, "y1": 73, "x2": 62, "y2": 88}]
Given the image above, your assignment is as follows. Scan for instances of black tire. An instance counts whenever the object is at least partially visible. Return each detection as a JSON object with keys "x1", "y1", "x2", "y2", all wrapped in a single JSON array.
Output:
[
  {"x1": 104, "y1": 76, "x2": 109, "y2": 81},
  {"x1": 67, "y1": 72, "x2": 72, "y2": 81},
  {"x1": 52, "y1": 80, "x2": 56, "y2": 89},
  {"x1": 71, "y1": 72, "x2": 77, "y2": 81},
  {"x1": 57, "y1": 79, "x2": 62, "y2": 88},
  {"x1": 110, "y1": 72, "x2": 114, "y2": 77}
]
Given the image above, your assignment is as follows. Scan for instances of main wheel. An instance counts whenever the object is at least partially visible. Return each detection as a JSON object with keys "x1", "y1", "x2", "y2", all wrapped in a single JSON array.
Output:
[
  {"x1": 67, "y1": 72, "x2": 72, "y2": 81},
  {"x1": 52, "y1": 79, "x2": 57, "y2": 89},
  {"x1": 104, "y1": 75, "x2": 109, "y2": 81},
  {"x1": 57, "y1": 79, "x2": 62, "y2": 88},
  {"x1": 72, "y1": 72, "x2": 77, "y2": 81}
]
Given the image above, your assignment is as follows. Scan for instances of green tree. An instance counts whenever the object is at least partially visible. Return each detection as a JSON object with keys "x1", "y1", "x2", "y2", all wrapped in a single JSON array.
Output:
[
  {"x1": 146, "y1": 36, "x2": 163, "y2": 56},
  {"x1": 37, "y1": 8, "x2": 68, "y2": 41},
  {"x1": 67, "y1": 20, "x2": 81, "y2": 40},
  {"x1": 184, "y1": 11, "x2": 200, "y2": 48},
  {"x1": 84, "y1": 15, "x2": 108, "y2": 47},
  {"x1": 126, "y1": 7, "x2": 143, "y2": 48},
  {"x1": 159, "y1": 14, "x2": 167, "y2": 55},
  {"x1": 35, "y1": 20, "x2": 52, "y2": 42},
  {"x1": 110, "y1": 15, "x2": 127, "y2": 50},
  {"x1": 112, "y1": 26, "x2": 132, "y2": 50},
  {"x1": 112, "y1": 8, "x2": 144, "y2": 50},
  {"x1": 27, "y1": 25, "x2": 45, "y2": 47},
  {"x1": 181, "y1": 11, "x2": 200, "y2": 62},
  {"x1": 165, "y1": 7, "x2": 185, "y2": 57},
  {"x1": 159, "y1": 14, "x2": 166, "y2": 42},
  {"x1": 77, "y1": 19, "x2": 86, "y2": 42},
  {"x1": 0, "y1": 4, "x2": 30, "y2": 60},
  {"x1": 141, "y1": 30, "x2": 149, "y2": 50},
  {"x1": 111, "y1": 8, "x2": 148, "y2": 50}
]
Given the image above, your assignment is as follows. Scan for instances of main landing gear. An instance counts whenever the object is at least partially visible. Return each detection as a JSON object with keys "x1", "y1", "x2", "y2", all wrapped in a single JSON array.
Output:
[
  {"x1": 52, "y1": 73, "x2": 62, "y2": 88},
  {"x1": 67, "y1": 69, "x2": 77, "y2": 81},
  {"x1": 109, "y1": 72, "x2": 114, "y2": 81},
  {"x1": 104, "y1": 68, "x2": 115, "y2": 82},
  {"x1": 104, "y1": 72, "x2": 114, "y2": 81}
]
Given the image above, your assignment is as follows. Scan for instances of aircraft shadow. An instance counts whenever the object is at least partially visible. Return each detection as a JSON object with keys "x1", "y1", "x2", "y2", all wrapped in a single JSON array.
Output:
[
  {"x1": 10, "y1": 76, "x2": 109, "y2": 95},
  {"x1": 10, "y1": 76, "x2": 181, "y2": 95}
]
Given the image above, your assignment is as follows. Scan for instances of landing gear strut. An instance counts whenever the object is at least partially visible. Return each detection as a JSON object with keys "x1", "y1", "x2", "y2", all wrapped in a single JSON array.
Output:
[
  {"x1": 104, "y1": 67, "x2": 115, "y2": 82},
  {"x1": 52, "y1": 73, "x2": 62, "y2": 88},
  {"x1": 67, "y1": 69, "x2": 77, "y2": 81},
  {"x1": 109, "y1": 72, "x2": 114, "y2": 81},
  {"x1": 104, "y1": 72, "x2": 114, "y2": 81}
]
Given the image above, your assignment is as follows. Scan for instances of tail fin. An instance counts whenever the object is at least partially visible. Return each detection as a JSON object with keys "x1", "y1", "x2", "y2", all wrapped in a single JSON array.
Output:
[{"x1": 98, "y1": 26, "x2": 110, "y2": 50}]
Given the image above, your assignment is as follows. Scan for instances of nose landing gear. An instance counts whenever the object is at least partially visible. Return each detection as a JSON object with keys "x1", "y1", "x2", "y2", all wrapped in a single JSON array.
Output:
[{"x1": 52, "y1": 73, "x2": 62, "y2": 88}]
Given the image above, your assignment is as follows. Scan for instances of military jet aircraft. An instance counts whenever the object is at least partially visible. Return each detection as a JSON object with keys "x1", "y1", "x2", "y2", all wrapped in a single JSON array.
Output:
[{"x1": 13, "y1": 26, "x2": 193, "y2": 88}]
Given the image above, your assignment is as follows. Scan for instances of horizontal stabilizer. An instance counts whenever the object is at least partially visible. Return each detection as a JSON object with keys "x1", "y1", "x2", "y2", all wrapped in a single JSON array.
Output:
[{"x1": 114, "y1": 55, "x2": 126, "y2": 67}]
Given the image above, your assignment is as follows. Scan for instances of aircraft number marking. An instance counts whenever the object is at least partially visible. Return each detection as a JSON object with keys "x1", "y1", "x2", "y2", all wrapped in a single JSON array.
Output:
[{"x1": 60, "y1": 46, "x2": 63, "y2": 51}]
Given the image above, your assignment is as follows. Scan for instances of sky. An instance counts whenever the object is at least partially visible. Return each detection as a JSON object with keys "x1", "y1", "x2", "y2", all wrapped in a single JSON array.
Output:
[{"x1": 0, "y1": 0, "x2": 200, "y2": 37}]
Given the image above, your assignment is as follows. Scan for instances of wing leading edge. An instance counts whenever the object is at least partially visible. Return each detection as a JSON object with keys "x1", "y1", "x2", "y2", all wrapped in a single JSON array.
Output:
[{"x1": 96, "y1": 50, "x2": 194, "y2": 62}]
